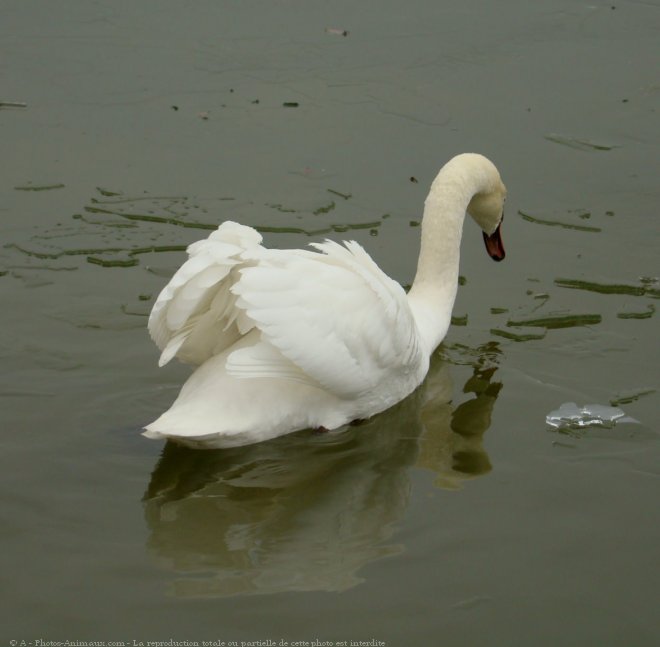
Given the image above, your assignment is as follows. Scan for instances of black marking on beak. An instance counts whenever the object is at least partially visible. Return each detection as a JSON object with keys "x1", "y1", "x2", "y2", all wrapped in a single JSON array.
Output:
[{"x1": 483, "y1": 217, "x2": 505, "y2": 261}]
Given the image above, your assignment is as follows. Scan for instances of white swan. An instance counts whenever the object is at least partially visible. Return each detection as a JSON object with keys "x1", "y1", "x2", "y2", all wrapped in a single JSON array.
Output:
[{"x1": 144, "y1": 153, "x2": 506, "y2": 448}]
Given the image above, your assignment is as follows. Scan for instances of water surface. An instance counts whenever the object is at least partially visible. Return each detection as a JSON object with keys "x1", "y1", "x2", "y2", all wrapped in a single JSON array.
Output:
[{"x1": 1, "y1": 1, "x2": 658, "y2": 645}]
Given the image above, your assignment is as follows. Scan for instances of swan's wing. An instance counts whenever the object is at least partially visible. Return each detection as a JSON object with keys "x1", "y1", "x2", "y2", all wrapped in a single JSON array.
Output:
[
  {"x1": 148, "y1": 221, "x2": 261, "y2": 367},
  {"x1": 230, "y1": 239, "x2": 422, "y2": 399}
]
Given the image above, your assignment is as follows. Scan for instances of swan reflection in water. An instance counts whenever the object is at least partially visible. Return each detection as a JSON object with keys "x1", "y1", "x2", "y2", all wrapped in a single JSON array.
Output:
[{"x1": 143, "y1": 345, "x2": 502, "y2": 597}]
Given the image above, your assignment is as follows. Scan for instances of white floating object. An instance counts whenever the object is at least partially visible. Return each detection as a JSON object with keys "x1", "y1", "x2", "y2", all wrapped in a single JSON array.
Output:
[{"x1": 546, "y1": 402, "x2": 638, "y2": 430}]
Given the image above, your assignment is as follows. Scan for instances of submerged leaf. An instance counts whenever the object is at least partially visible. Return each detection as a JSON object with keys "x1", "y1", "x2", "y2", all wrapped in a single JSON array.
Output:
[
  {"x1": 555, "y1": 278, "x2": 647, "y2": 296},
  {"x1": 490, "y1": 328, "x2": 546, "y2": 341},
  {"x1": 313, "y1": 201, "x2": 336, "y2": 215},
  {"x1": 15, "y1": 183, "x2": 65, "y2": 192},
  {"x1": 518, "y1": 210, "x2": 601, "y2": 233},
  {"x1": 87, "y1": 256, "x2": 139, "y2": 268},
  {"x1": 610, "y1": 389, "x2": 655, "y2": 406},
  {"x1": 617, "y1": 304, "x2": 655, "y2": 319},
  {"x1": 544, "y1": 133, "x2": 617, "y2": 152},
  {"x1": 507, "y1": 314, "x2": 601, "y2": 329}
]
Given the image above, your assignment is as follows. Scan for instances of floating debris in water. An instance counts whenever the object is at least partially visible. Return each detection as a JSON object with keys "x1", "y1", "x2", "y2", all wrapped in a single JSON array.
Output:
[
  {"x1": 610, "y1": 388, "x2": 655, "y2": 406},
  {"x1": 544, "y1": 133, "x2": 617, "y2": 152},
  {"x1": 617, "y1": 303, "x2": 655, "y2": 319},
  {"x1": 0, "y1": 101, "x2": 27, "y2": 108},
  {"x1": 121, "y1": 304, "x2": 149, "y2": 317},
  {"x1": 554, "y1": 277, "x2": 649, "y2": 296},
  {"x1": 95, "y1": 187, "x2": 122, "y2": 197},
  {"x1": 282, "y1": 102, "x2": 299, "y2": 108},
  {"x1": 267, "y1": 203, "x2": 297, "y2": 214},
  {"x1": 327, "y1": 188, "x2": 351, "y2": 200},
  {"x1": 507, "y1": 313, "x2": 601, "y2": 329},
  {"x1": 546, "y1": 402, "x2": 638, "y2": 431},
  {"x1": 313, "y1": 201, "x2": 335, "y2": 215},
  {"x1": 325, "y1": 27, "x2": 349, "y2": 37},
  {"x1": 490, "y1": 328, "x2": 546, "y2": 342},
  {"x1": 84, "y1": 204, "x2": 217, "y2": 230},
  {"x1": 14, "y1": 183, "x2": 65, "y2": 192},
  {"x1": 518, "y1": 210, "x2": 601, "y2": 233},
  {"x1": 254, "y1": 220, "x2": 382, "y2": 237},
  {"x1": 5, "y1": 185, "x2": 389, "y2": 280},
  {"x1": 87, "y1": 256, "x2": 139, "y2": 268},
  {"x1": 8, "y1": 242, "x2": 186, "y2": 262}
]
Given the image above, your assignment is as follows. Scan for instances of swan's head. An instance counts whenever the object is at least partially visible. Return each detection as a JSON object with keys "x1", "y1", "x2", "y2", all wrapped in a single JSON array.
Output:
[{"x1": 466, "y1": 164, "x2": 506, "y2": 262}]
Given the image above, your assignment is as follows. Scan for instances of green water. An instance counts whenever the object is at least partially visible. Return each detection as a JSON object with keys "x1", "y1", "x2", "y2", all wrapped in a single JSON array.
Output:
[{"x1": 1, "y1": 1, "x2": 658, "y2": 645}]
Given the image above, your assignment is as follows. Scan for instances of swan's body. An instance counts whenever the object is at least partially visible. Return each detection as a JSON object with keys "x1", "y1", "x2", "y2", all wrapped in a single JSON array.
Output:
[{"x1": 145, "y1": 153, "x2": 506, "y2": 448}]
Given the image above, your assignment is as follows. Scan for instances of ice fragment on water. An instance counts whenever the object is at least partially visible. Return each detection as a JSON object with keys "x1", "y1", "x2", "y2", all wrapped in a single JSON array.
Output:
[{"x1": 546, "y1": 402, "x2": 638, "y2": 430}]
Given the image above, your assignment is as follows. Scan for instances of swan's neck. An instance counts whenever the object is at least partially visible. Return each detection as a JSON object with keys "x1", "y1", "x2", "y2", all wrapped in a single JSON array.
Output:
[{"x1": 407, "y1": 160, "x2": 482, "y2": 354}]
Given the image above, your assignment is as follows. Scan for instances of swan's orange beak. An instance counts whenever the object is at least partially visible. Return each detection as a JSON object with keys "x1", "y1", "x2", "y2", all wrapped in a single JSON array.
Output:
[{"x1": 483, "y1": 220, "x2": 505, "y2": 262}]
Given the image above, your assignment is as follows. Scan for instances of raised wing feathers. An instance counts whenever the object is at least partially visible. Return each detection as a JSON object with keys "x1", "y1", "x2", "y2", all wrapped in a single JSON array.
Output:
[
  {"x1": 230, "y1": 239, "x2": 421, "y2": 399},
  {"x1": 148, "y1": 221, "x2": 261, "y2": 367},
  {"x1": 149, "y1": 222, "x2": 422, "y2": 400}
]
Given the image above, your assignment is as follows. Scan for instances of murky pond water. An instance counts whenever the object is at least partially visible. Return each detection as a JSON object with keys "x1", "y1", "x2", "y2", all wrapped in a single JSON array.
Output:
[{"x1": 2, "y1": 1, "x2": 658, "y2": 645}]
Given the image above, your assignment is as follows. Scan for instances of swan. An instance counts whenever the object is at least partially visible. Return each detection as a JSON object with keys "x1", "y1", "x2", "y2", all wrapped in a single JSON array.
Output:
[{"x1": 144, "y1": 153, "x2": 506, "y2": 448}]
